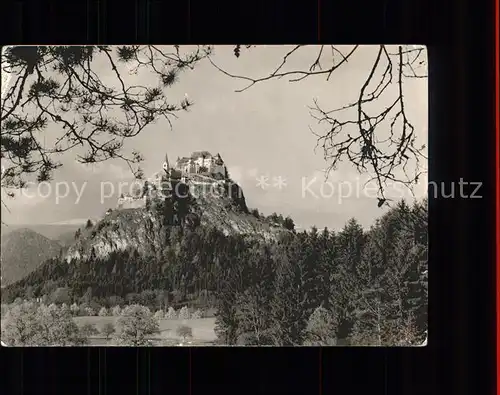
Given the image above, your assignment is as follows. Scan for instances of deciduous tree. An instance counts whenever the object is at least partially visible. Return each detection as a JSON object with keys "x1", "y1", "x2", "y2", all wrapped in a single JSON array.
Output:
[
  {"x1": 112, "y1": 304, "x2": 159, "y2": 346},
  {"x1": 176, "y1": 325, "x2": 193, "y2": 342},
  {"x1": 80, "y1": 322, "x2": 99, "y2": 338},
  {"x1": 101, "y1": 322, "x2": 115, "y2": 340},
  {"x1": 1, "y1": 301, "x2": 86, "y2": 346}
]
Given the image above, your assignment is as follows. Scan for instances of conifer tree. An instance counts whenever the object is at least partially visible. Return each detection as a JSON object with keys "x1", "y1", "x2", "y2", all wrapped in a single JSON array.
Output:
[
  {"x1": 214, "y1": 281, "x2": 240, "y2": 345},
  {"x1": 236, "y1": 244, "x2": 275, "y2": 344},
  {"x1": 268, "y1": 240, "x2": 310, "y2": 345},
  {"x1": 303, "y1": 306, "x2": 337, "y2": 345},
  {"x1": 329, "y1": 218, "x2": 365, "y2": 340}
]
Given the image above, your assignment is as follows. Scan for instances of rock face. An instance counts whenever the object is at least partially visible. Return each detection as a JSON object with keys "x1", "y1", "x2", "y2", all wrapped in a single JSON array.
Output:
[
  {"x1": 66, "y1": 204, "x2": 175, "y2": 263},
  {"x1": 65, "y1": 179, "x2": 287, "y2": 263}
]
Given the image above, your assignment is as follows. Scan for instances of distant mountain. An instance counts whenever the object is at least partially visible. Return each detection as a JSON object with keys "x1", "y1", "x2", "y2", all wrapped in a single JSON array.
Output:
[
  {"x1": 1, "y1": 223, "x2": 84, "y2": 246},
  {"x1": 1, "y1": 228, "x2": 63, "y2": 286}
]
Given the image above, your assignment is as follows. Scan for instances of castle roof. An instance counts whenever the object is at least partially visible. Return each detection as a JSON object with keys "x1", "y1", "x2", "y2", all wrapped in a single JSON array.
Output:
[
  {"x1": 191, "y1": 151, "x2": 212, "y2": 159},
  {"x1": 175, "y1": 151, "x2": 224, "y2": 167},
  {"x1": 176, "y1": 156, "x2": 191, "y2": 164}
]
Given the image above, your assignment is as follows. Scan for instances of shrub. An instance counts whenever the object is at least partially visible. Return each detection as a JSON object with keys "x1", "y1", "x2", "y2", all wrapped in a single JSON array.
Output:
[
  {"x1": 70, "y1": 303, "x2": 80, "y2": 316},
  {"x1": 83, "y1": 306, "x2": 96, "y2": 316},
  {"x1": 191, "y1": 309, "x2": 203, "y2": 319},
  {"x1": 178, "y1": 306, "x2": 190, "y2": 320},
  {"x1": 98, "y1": 307, "x2": 109, "y2": 317},
  {"x1": 165, "y1": 306, "x2": 177, "y2": 319},
  {"x1": 13, "y1": 297, "x2": 23, "y2": 305},
  {"x1": 107, "y1": 296, "x2": 124, "y2": 307},
  {"x1": 111, "y1": 306, "x2": 122, "y2": 316},
  {"x1": 176, "y1": 325, "x2": 193, "y2": 342},
  {"x1": 154, "y1": 310, "x2": 165, "y2": 320},
  {"x1": 283, "y1": 216, "x2": 295, "y2": 231}
]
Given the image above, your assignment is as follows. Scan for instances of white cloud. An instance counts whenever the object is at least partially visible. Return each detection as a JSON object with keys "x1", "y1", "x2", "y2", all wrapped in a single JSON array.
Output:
[{"x1": 77, "y1": 162, "x2": 132, "y2": 180}]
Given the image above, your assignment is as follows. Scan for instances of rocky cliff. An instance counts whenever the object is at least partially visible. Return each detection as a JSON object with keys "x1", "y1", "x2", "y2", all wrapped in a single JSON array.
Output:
[{"x1": 65, "y1": 178, "x2": 288, "y2": 263}]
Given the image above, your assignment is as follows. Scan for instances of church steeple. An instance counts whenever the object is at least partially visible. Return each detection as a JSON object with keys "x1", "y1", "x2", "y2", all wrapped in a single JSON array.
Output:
[
  {"x1": 163, "y1": 152, "x2": 170, "y2": 173},
  {"x1": 164, "y1": 152, "x2": 170, "y2": 170}
]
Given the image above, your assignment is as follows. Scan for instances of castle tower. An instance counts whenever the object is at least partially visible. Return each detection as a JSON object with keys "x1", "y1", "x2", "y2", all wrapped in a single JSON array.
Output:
[{"x1": 187, "y1": 158, "x2": 196, "y2": 173}]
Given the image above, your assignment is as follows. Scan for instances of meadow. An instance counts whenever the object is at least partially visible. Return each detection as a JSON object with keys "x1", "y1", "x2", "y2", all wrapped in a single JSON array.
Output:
[{"x1": 74, "y1": 315, "x2": 217, "y2": 346}]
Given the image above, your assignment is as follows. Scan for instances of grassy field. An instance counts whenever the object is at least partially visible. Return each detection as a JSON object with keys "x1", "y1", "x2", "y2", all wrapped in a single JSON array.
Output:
[{"x1": 74, "y1": 316, "x2": 217, "y2": 346}]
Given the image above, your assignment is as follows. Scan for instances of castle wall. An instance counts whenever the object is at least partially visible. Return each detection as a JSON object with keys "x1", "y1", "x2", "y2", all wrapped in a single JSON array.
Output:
[
  {"x1": 205, "y1": 158, "x2": 214, "y2": 171},
  {"x1": 212, "y1": 164, "x2": 226, "y2": 177},
  {"x1": 194, "y1": 157, "x2": 204, "y2": 168},
  {"x1": 194, "y1": 157, "x2": 215, "y2": 170},
  {"x1": 117, "y1": 196, "x2": 147, "y2": 210}
]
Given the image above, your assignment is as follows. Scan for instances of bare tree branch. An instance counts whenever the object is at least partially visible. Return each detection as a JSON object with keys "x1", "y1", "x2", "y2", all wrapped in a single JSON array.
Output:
[{"x1": 211, "y1": 45, "x2": 428, "y2": 201}]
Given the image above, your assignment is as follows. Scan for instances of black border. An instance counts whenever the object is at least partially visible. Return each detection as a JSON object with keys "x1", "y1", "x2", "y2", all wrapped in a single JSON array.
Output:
[{"x1": 0, "y1": 0, "x2": 496, "y2": 394}]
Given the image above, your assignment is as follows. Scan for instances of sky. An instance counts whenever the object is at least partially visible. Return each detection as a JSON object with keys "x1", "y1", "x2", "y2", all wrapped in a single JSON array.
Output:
[{"x1": 1, "y1": 45, "x2": 427, "y2": 231}]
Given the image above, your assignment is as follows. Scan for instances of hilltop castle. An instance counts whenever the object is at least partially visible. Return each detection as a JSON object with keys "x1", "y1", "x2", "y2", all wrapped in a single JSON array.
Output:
[
  {"x1": 116, "y1": 151, "x2": 227, "y2": 210},
  {"x1": 166, "y1": 151, "x2": 227, "y2": 180}
]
